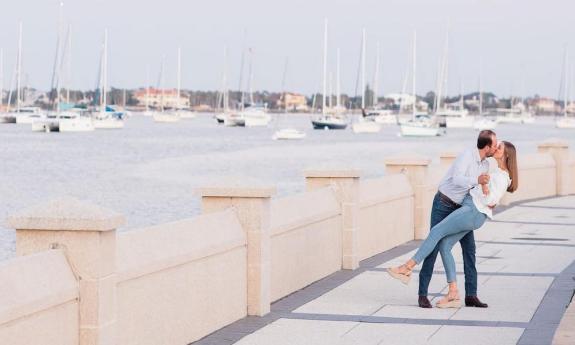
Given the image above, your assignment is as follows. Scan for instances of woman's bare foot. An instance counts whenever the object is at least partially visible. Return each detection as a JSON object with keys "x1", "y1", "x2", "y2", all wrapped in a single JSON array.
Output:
[
  {"x1": 387, "y1": 264, "x2": 413, "y2": 285},
  {"x1": 436, "y1": 289, "x2": 461, "y2": 309}
]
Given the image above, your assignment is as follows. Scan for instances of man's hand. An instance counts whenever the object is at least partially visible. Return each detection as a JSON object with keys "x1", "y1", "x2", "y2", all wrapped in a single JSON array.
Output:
[
  {"x1": 482, "y1": 184, "x2": 490, "y2": 196},
  {"x1": 478, "y1": 173, "x2": 490, "y2": 185},
  {"x1": 488, "y1": 204, "x2": 496, "y2": 209}
]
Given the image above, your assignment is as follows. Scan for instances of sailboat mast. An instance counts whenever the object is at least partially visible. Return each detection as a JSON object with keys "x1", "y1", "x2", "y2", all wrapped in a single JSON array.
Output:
[
  {"x1": 0, "y1": 48, "x2": 3, "y2": 109},
  {"x1": 145, "y1": 65, "x2": 150, "y2": 112},
  {"x1": 248, "y1": 49, "x2": 254, "y2": 105},
  {"x1": 328, "y1": 72, "x2": 333, "y2": 109},
  {"x1": 565, "y1": 51, "x2": 569, "y2": 117},
  {"x1": 102, "y1": 29, "x2": 108, "y2": 110},
  {"x1": 177, "y1": 46, "x2": 181, "y2": 110},
  {"x1": 459, "y1": 79, "x2": 464, "y2": 111},
  {"x1": 223, "y1": 46, "x2": 228, "y2": 112},
  {"x1": 336, "y1": 48, "x2": 341, "y2": 109},
  {"x1": 322, "y1": 18, "x2": 328, "y2": 115},
  {"x1": 66, "y1": 24, "x2": 71, "y2": 104},
  {"x1": 479, "y1": 59, "x2": 483, "y2": 116},
  {"x1": 361, "y1": 28, "x2": 366, "y2": 110},
  {"x1": 373, "y1": 42, "x2": 380, "y2": 108},
  {"x1": 16, "y1": 21, "x2": 22, "y2": 112},
  {"x1": 160, "y1": 55, "x2": 165, "y2": 112},
  {"x1": 412, "y1": 30, "x2": 416, "y2": 119}
]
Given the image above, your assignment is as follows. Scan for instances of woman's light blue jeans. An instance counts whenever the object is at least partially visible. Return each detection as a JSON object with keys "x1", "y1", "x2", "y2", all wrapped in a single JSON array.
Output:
[{"x1": 412, "y1": 194, "x2": 487, "y2": 283}]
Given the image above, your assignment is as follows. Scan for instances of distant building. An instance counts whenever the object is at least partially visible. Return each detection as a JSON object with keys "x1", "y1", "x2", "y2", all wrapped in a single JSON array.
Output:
[
  {"x1": 277, "y1": 92, "x2": 308, "y2": 112},
  {"x1": 531, "y1": 97, "x2": 557, "y2": 114},
  {"x1": 133, "y1": 88, "x2": 189, "y2": 109}
]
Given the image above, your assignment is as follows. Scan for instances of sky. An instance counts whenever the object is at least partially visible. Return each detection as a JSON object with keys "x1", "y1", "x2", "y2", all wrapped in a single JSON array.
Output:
[{"x1": 0, "y1": 0, "x2": 573, "y2": 98}]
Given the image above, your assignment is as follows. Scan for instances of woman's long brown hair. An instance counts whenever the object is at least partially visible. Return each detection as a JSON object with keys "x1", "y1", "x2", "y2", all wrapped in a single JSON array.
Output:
[{"x1": 503, "y1": 141, "x2": 518, "y2": 193}]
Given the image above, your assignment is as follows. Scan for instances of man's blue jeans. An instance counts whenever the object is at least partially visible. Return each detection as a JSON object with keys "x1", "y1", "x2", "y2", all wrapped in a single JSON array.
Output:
[{"x1": 418, "y1": 192, "x2": 478, "y2": 297}]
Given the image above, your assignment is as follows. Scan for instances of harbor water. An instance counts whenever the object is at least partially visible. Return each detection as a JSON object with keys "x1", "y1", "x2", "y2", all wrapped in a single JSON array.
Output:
[{"x1": 0, "y1": 114, "x2": 572, "y2": 261}]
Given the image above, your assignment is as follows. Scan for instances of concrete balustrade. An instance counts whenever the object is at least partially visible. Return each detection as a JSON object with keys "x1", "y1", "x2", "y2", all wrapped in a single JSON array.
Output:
[
  {"x1": 440, "y1": 151, "x2": 458, "y2": 169},
  {"x1": 1, "y1": 138, "x2": 572, "y2": 345},
  {"x1": 8, "y1": 197, "x2": 124, "y2": 345},
  {"x1": 116, "y1": 209, "x2": 247, "y2": 345},
  {"x1": 538, "y1": 139, "x2": 571, "y2": 196},
  {"x1": 0, "y1": 250, "x2": 79, "y2": 345},
  {"x1": 269, "y1": 188, "x2": 341, "y2": 301},
  {"x1": 199, "y1": 182, "x2": 275, "y2": 317},
  {"x1": 304, "y1": 169, "x2": 361, "y2": 269},
  {"x1": 500, "y1": 153, "x2": 557, "y2": 206},
  {"x1": 384, "y1": 155, "x2": 432, "y2": 240},
  {"x1": 358, "y1": 174, "x2": 414, "y2": 260}
]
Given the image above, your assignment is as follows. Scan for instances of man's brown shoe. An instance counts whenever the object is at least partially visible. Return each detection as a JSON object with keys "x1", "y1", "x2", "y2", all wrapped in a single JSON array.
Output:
[
  {"x1": 418, "y1": 296, "x2": 432, "y2": 308},
  {"x1": 465, "y1": 296, "x2": 488, "y2": 308}
]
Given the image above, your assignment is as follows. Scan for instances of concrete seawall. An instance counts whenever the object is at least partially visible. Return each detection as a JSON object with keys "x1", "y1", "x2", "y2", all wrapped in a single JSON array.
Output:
[{"x1": 1, "y1": 138, "x2": 573, "y2": 345}]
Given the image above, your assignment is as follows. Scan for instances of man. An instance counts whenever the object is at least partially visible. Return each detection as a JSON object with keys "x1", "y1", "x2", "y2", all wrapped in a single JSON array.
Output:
[{"x1": 418, "y1": 130, "x2": 498, "y2": 309}]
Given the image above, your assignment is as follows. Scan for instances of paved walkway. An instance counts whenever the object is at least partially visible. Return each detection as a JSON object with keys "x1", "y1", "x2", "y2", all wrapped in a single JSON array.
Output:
[{"x1": 193, "y1": 196, "x2": 575, "y2": 345}]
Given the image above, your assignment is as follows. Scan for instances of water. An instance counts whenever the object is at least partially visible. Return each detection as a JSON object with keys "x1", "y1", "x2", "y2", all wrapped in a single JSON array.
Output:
[{"x1": 1, "y1": 114, "x2": 572, "y2": 261}]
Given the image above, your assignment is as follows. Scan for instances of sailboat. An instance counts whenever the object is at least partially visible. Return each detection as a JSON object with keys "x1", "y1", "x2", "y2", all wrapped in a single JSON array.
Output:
[
  {"x1": 400, "y1": 31, "x2": 441, "y2": 137},
  {"x1": 353, "y1": 28, "x2": 381, "y2": 134},
  {"x1": 153, "y1": 54, "x2": 180, "y2": 123},
  {"x1": 173, "y1": 47, "x2": 196, "y2": 119},
  {"x1": 273, "y1": 58, "x2": 306, "y2": 140},
  {"x1": 432, "y1": 29, "x2": 472, "y2": 129},
  {"x1": 311, "y1": 19, "x2": 348, "y2": 130},
  {"x1": 239, "y1": 49, "x2": 271, "y2": 127},
  {"x1": 556, "y1": 47, "x2": 575, "y2": 129},
  {"x1": 13, "y1": 25, "x2": 46, "y2": 125},
  {"x1": 2, "y1": 22, "x2": 45, "y2": 124},
  {"x1": 473, "y1": 60, "x2": 497, "y2": 130},
  {"x1": 93, "y1": 29, "x2": 124, "y2": 129},
  {"x1": 363, "y1": 43, "x2": 396, "y2": 125}
]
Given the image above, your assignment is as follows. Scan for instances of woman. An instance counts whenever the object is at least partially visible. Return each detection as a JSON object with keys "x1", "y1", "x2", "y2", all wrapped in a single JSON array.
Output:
[{"x1": 387, "y1": 141, "x2": 518, "y2": 308}]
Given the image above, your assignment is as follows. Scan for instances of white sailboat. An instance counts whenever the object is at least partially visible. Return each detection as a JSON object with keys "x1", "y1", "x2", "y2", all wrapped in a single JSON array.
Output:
[
  {"x1": 556, "y1": 48, "x2": 575, "y2": 129},
  {"x1": 311, "y1": 19, "x2": 348, "y2": 130},
  {"x1": 353, "y1": 28, "x2": 381, "y2": 134},
  {"x1": 433, "y1": 29, "x2": 472, "y2": 128},
  {"x1": 400, "y1": 31, "x2": 441, "y2": 137},
  {"x1": 365, "y1": 43, "x2": 396, "y2": 125},
  {"x1": 215, "y1": 47, "x2": 231, "y2": 124},
  {"x1": 93, "y1": 29, "x2": 123, "y2": 129},
  {"x1": 473, "y1": 60, "x2": 497, "y2": 130},
  {"x1": 273, "y1": 58, "x2": 305, "y2": 140},
  {"x1": 2, "y1": 22, "x2": 29, "y2": 124},
  {"x1": 153, "y1": 54, "x2": 180, "y2": 123},
  {"x1": 174, "y1": 47, "x2": 196, "y2": 119},
  {"x1": 241, "y1": 49, "x2": 271, "y2": 127}
]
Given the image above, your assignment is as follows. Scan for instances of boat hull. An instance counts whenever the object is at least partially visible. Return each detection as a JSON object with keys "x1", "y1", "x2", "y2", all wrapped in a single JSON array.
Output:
[
  {"x1": 473, "y1": 119, "x2": 498, "y2": 130},
  {"x1": 59, "y1": 118, "x2": 95, "y2": 132},
  {"x1": 0, "y1": 115, "x2": 17, "y2": 123},
  {"x1": 556, "y1": 118, "x2": 575, "y2": 129},
  {"x1": 244, "y1": 115, "x2": 271, "y2": 127},
  {"x1": 272, "y1": 129, "x2": 306, "y2": 140},
  {"x1": 311, "y1": 120, "x2": 347, "y2": 130},
  {"x1": 400, "y1": 124, "x2": 441, "y2": 137}
]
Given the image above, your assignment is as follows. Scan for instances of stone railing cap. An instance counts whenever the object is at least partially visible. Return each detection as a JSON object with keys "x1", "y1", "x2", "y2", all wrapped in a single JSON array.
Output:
[
  {"x1": 538, "y1": 138, "x2": 569, "y2": 148},
  {"x1": 303, "y1": 168, "x2": 362, "y2": 178},
  {"x1": 384, "y1": 154, "x2": 431, "y2": 166},
  {"x1": 7, "y1": 197, "x2": 125, "y2": 231},
  {"x1": 440, "y1": 151, "x2": 458, "y2": 159},
  {"x1": 198, "y1": 177, "x2": 276, "y2": 198}
]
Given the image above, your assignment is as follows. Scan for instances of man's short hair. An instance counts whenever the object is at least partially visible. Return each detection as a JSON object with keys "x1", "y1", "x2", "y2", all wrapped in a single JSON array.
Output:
[{"x1": 477, "y1": 130, "x2": 496, "y2": 149}]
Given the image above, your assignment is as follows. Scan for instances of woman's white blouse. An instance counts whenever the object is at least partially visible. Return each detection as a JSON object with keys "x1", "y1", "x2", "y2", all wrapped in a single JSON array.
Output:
[{"x1": 470, "y1": 167, "x2": 511, "y2": 219}]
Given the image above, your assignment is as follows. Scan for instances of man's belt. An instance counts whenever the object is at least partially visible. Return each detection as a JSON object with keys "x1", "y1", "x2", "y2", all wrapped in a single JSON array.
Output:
[{"x1": 438, "y1": 191, "x2": 461, "y2": 208}]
